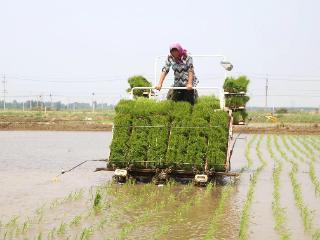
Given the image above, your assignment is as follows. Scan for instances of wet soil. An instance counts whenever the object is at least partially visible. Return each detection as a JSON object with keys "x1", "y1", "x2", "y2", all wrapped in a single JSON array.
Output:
[{"x1": 1, "y1": 132, "x2": 320, "y2": 239}]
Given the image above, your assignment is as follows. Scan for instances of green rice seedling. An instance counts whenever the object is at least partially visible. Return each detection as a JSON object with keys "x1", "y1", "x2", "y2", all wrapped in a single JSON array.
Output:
[
  {"x1": 273, "y1": 136, "x2": 313, "y2": 233},
  {"x1": 97, "y1": 218, "x2": 109, "y2": 231},
  {"x1": 289, "y1": 162, "x2": 312, "y2": 232},
  {"x1": 146, "y1": 100, "x2": 172, "y2": 167},
  {"x1": 65, "y1": 189, "x2": 84, "y2": 202},
  {"x1": 204, "y1": 186, "x2": 234, "y2": 240},
  {"x1": 126, "y1": 98, "x2": 157, "y2": 168},
  {"x1": 239, "y1": 135, "x2": 266, "y2": 240},
  {"x1": 109, "y1": 96, "x2": 230, "y2": 171},
  {"x1": 245, "y1": 135, "x2": 258, "y2": 168},
  {"x1": 114, "y1": 99, "x2": 135, "y2": 114},
  {"x1": 185, "y1": 96, "x2": 221, "y2": 170},
  {"x1": 309, "y1": 162, "x2": 320, "y2": 196},
  {"x1": 35, "y1": 206, "x2": 45, "y2": 224},
  {"x1": 21, "y1": 218, "x2": 32, "y2": 234},
  {"x1": 3, "y1": 216, "x2": 19, "y2": 239},
  {"x1": 305, "y1": 136, "x2": 320, "y2": 153},
  {"x1": 146, "y1": 115, "x2": 170, "y2": 166},
  {"x1": 232, "y1": 110, "x2": 248, "y2": 124},
  {"x1": 109, "y1": 113, "x2": 132, "y2": 167},
  {"x1": 225, "y1": 96, "x2": 250, "y2": 108},
  {"x1": 5, "y1": 216, "x2": 19, "y2": 229},
  {"x1": 49, "y1": 190, "x2": 84, "y2": 209},
  {"x1": 281, "y1": 136, "x2": 305, "y2": 163},
  {"x1": 116, "y1": 184, "x2": 194, "y2": 240},
  {"x1": 283, "y1": 136, "x2": 320, "y2": 196},
  {"x1": 36, "y1": 232, "x2": 43, "y2": 240},
  {"x1": 294, "y1": 136, "x2": 314, "y2": 155},
  {"x1": 126, "y1": 75, "x2": 152, "y2": 97},
  {"x1": 192, "y1": 96, "x2": 220, "y2": 121},
  {"x1": 93, "y1": 191, "x2": 101, "y2": 208},
  {"x1": 287, "y1": 136, "x2": 310, "y2": 159},
  {"x1": 47, "y1": 228, "x2": 56, "y2": 240},
  {"x1": 266, "y1": 135, "x2": 291, "y2": 239},
  {"x1": 185, "y1": 117, "x2": 208, "y2": 169},
  {"x1": 223, "y1": 76, "x2": 250, "y2": 93},
  {"x1": 313, "y1": 230, "x2": 320, "y2": 240},
  {"x1": 207, "y1": 111, "x2": 229, "y2": 171},
  {"x1": 166, "y1": 101, "x2": 192, "y2": 167},
  {"x1": 69, "y1": 215, "x2": 82, "y2": 227},
  {"x1": 57, "y1": 222, "x2": 67, "y2": 236},
  {"x1": 109, "y1": 99, "x2": 136, "y2": 167},
  {"x1": 79, "y1": 226, "x2": 94, "y2": 240}
]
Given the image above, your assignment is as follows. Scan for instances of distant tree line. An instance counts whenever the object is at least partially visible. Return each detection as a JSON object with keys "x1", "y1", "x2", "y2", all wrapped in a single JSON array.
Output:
[{"x1": 0, "y1": 100, "x2": 114, "y2": 111}]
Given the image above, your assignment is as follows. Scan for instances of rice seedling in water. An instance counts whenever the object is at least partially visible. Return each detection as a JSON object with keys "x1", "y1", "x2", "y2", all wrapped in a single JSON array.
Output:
[
  {"x1": 281, "y1": 136, "x2": 305, "y2": 163},
  {"x1": 286, "y1": 136, "x2": 310, "y2": 160},
  {"x1": 57, "y1": 222, "x2": 67, "y2": 236},
  {"x1": 245, "y1": 135, "x2": 258, "y2": 168},
  {"x1": 47, "y1": 228, "x2": 56, "y2": 240},
  {"x1": 282, "y1": 136, "x2": 320, "y2": 196},
  {"x1": 93, "y1": 191, "x2": 102, "y2": 214},
  {"x1": 304, "y1": 136, "x2": 320, "y2": 154},
  {"x1": 69, "y1": 215, "x2": 82, "y2": 227},
  {"x1": 239, "y1": 135, "x2": 266, "y2": 240},
  {"x1": 274, "y1": 136, "x2": 313, "y2": 233},
  {"x1": 204, "y1": 185, "x2": 234, "y2": 240},
  {"x1": 153, "y1": 186, "x2": 211, "y2": 239},
  {"x1": 79, "y1": 226, "x2": 94, "y2": 240},
  {"x1": 116, "y1": 184, "x2": 194, "y2": 240},
  {"x1": 36, "y1": 232, "x2": 43, "y2": 240},
  {"x1": 313, "y1": 230, "x2": 320, "y2": 240},
  {"x1": 2, "y1": 216, "x2": 19, "y2": 239},
  {"x1": 292, "y1": 136, "x2": 315, "y2": 156},
  {"x1": 289, "y1": 162, "x2": 312, "y2": 232},
  {"x1": 65, "y1": 189, "x2": 84, "y2": 202},
  {"x1": 266, "y1": 135, "x2": 291, "y2": 239}
]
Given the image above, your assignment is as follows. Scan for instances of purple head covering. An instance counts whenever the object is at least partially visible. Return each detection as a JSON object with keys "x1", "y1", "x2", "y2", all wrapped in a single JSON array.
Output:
[{"x1": 169, "y1": 43, "x2": 187, "y2": 63}]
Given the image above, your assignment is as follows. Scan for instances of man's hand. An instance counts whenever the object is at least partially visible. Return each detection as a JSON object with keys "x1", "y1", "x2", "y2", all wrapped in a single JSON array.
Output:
[
  {"x1": 155, "y1": 84, "x2": 162, "y2": 91},
  {"x1": 186, "y1": 83, "x2": 193, "y2": 90}
]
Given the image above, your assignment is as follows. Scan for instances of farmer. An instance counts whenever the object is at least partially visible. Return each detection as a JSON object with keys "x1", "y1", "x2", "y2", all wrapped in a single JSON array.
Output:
[{"x1": 155, "y1": 43, "x2": 198, "y2": 105}]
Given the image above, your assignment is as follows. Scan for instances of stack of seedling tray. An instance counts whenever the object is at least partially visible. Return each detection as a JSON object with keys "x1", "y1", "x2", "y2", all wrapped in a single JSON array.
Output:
[
  {"x1": 108, "y1": 96, "x2": 230, "y2": 173},
  {"x1": 223, "y1": 76, "x2": 250, "y2": 125}
]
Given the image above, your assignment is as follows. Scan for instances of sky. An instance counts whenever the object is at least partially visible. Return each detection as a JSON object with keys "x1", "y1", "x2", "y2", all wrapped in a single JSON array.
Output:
[{"x1": 0, "y1": 0, "x2": 320, "y2": 107}]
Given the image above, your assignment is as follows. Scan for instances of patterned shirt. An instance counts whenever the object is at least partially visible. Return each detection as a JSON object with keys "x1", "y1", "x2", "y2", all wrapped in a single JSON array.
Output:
[{"x1": 162, "y1": 55, "x2": 198, "y2": 87}]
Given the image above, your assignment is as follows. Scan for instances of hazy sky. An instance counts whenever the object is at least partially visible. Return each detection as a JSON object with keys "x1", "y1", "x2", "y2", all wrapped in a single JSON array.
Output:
[{"x1": 1, "y1": 0, "x2": 319, "y2": 107}]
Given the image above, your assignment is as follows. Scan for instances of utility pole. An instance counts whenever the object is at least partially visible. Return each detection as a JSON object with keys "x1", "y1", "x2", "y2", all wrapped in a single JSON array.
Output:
[
  {"x1": 2, "y1": 74, "x2": 6, "y2": 110},
  {"x1": 92, "y1": 92, "x2": 95, "y2": 113},
  {"x1": 50, "y1": 93, "x2": 53, "y2": 110},
  {"x1": 265, "y1": 74, "x2": 269, "y2": 111}
]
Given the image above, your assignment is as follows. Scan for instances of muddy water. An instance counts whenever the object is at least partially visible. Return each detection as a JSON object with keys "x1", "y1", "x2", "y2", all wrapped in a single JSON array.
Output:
[
  {"x1": 0, "y1": 131, "x2": 112, "y2": 220},
  {"x1": 1, "y1": 132, "x2": 320, "y2": 239}
]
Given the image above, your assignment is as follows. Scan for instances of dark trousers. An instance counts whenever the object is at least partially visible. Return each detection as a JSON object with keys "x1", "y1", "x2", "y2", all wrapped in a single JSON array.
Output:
[{"x1": 166, "y1": 89, "x2": 198, "y2": 105}]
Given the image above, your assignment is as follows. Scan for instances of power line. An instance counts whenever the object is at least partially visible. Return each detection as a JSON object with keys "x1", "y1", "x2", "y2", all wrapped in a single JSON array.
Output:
[{"x1": 265, "y1": 74, "x2": 268, "y2": 110}]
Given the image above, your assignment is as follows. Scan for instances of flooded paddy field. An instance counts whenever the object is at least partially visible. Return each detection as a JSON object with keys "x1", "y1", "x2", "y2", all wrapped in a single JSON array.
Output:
[{"x1": 1, "y1": 131, "x2": 320, "y2": 239}]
